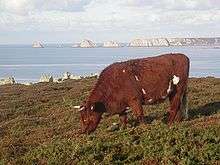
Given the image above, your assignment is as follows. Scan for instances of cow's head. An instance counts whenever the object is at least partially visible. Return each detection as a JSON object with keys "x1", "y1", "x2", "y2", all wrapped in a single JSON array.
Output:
[{"x1": 74, "y1": 102, "x2": 106, "y2": 134}]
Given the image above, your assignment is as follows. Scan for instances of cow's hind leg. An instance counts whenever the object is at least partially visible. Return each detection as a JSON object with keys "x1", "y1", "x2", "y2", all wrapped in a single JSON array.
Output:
[
  {"x1": 129, "y1": 100, "x2": 144, "y2": 124},
  {"x1": 168, "y1": 90, "x2": 183, "y2": 125},
  {"x1": 181, "y1": 91, "x2": 189, "y2": 119}
]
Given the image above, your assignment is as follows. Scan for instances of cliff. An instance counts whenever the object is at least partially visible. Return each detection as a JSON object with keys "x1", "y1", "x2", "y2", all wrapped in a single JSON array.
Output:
[
  {"x1": 130, "y1": 38, "x2": 170, "y2": 47},
  {"x1": 129, "y1": 37, "x2": 220, "y2": 47}
]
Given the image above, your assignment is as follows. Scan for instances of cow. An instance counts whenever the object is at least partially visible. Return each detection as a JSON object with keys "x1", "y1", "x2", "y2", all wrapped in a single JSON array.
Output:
[{"x1": 75, "y1": 53, "x2": 190, "y2": 134}]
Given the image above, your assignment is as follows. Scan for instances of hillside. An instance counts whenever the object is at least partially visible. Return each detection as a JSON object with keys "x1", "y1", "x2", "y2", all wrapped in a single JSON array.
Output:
[{"x1": 0, "y1": 77, "x2": 219, "y2": 164}]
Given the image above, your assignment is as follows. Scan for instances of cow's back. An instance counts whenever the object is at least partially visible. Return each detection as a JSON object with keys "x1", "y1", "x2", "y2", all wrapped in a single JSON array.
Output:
[{"x1": 88, "y1": 53, "x2": 189, "y2": 110}]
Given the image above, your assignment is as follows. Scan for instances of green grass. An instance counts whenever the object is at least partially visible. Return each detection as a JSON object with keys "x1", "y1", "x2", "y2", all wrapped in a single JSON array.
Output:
[{"x1": 0, "y1": 77, "x2": 219, "y2": 164}]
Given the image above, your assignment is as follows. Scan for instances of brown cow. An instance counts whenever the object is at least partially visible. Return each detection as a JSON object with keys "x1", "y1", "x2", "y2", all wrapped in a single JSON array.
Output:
[{"x1": 75, "y1": 53, "x2": 190, "y2": 133}]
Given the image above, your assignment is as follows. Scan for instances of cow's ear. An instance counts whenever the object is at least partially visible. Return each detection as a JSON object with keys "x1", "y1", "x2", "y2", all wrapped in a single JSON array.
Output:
[{"x1": 92, "y1": 102, "x2": 106, "y2": 113}]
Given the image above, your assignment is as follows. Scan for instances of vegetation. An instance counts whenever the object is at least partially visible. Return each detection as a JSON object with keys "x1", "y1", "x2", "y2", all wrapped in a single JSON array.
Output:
[{"x1": 0, "y1": 77, "x2": 219, "y2": 164}]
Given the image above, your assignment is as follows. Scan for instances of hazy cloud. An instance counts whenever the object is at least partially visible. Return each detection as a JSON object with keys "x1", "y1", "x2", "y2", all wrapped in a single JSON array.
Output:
[{"x1": 0, "y1": 0, "x2": 219, "y2": 43}]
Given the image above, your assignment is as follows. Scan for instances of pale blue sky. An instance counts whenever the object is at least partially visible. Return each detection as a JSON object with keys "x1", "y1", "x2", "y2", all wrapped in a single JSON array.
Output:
[{"x1": 0, "y1": 0, "x2": 220, "y2": 44}]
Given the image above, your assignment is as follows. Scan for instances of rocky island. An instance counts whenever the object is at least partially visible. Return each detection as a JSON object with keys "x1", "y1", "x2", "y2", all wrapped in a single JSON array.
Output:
[
  {"x1": 79, "y1": 39, "x2": 96, "y2": 48},
  {"x1": 32, "y1": 41, "x2": 44, "y2": 48}
]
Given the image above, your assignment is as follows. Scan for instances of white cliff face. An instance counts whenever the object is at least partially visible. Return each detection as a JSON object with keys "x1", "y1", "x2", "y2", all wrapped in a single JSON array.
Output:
[
  {"x1": 32, "y1": 41, "x2": 44, "y2": 48},
  {"x1": 0, "y1": 77, "x2": 16, "y2": 85},
  {"x1": 79, "y1": 39, "x2": 96, "y2": 48},
  {"x1": 129, "y1": 38, "x2": 220, "y2": 47},
  {"x1": 129, "y1": 38, "x2": 170, "y2": 47},
  {"x1": 39, "y1": 74, "x2": 53, "y2": 83},
  {"x1": 103, "y1": 41, "x2": 120, "y2": 47}
]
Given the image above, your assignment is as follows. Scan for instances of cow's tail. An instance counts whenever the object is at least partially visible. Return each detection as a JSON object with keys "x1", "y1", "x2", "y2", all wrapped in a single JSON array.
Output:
[{"x1": 180, "y1": 91, "x2": 189, "y2": 120}]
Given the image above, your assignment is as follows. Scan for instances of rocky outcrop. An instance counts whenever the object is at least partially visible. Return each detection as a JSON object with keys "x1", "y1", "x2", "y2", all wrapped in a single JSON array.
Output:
[
  {"x1": 39, "y1": 74, "x2": 53, "y2": 83},
  {"x1": 129, "y1": 37, "x2": 220, "y2": 47},
  {"x1": 62, "y1": 72, "x2": 81, "y2": 81},
  {"x1": 32, "y1": 41, "x2": 44, "y2": 48},
  {"x1": 103, "y1": 41, "x2": 120, "y2": 48},
  {"x1": 0, "y1": 77, "x2": 16, "y2": 85},
  {"x1": 79, "y1": 39, "x2": 96, "y2": 48},
  {"x1": 129, "y1": 38, "x2": 170, "y2": 47}
]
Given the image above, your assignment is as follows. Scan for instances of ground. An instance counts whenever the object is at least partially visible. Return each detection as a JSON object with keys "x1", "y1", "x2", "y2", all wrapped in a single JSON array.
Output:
[{"x1": 0, "y1": 77, "x2": 219, "y2": 164}]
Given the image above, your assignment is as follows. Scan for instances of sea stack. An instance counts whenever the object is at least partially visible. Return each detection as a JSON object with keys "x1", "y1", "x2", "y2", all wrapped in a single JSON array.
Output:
[
  {"x1": 129, "y1": 38, "x2": 170, "y2": 47},
  {"x1": 0, "y1": 77, "x2": 16, "y2": 85},
  {"x1": 103, "y1": 41, "x2": 120, "y2": 48},
  {"x1": 32, "y1": 41, "x2": 44, "y2": 48},
  {"x1": 79, "y1": 39, "x2": 96, "y2": 48}
]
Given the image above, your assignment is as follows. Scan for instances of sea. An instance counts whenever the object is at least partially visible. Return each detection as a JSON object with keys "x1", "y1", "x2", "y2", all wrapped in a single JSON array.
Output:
[{"x1": 0, "y1": 44, "x2": 219, "y2": 83}]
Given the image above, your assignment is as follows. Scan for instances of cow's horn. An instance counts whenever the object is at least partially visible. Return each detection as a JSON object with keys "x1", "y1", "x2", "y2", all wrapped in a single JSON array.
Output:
[
  {"x1": 78, "y1": 106, "x2": 85, "y2": 112},
  {"x1": 73, "y1": 105, "x2": 80, "y2": 109}
]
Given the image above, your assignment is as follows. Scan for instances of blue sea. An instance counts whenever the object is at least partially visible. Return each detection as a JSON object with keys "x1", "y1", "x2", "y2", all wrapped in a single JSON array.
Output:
[{"x1": 0, "y1": 45, "x2": 219, "y2": 83}]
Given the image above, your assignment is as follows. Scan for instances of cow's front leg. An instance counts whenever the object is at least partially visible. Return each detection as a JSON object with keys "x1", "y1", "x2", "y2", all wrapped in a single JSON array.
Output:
[
  {"x1": 119, "y1": 112, "x2": 128, "y2": 129},
  {"x1": 129, "y1": 100, "x2": 144, "y2": 124}
]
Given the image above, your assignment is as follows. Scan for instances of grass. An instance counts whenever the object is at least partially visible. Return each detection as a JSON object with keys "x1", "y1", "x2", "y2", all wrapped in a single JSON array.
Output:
[{"x1": 0, "y1": 77, "x2": 219, "y2": 164}]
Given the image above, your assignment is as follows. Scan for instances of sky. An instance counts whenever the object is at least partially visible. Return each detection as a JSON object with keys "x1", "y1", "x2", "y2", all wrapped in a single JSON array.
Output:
[{"x1": 0, "y1": 0, "x2": 220, "y2": 44}]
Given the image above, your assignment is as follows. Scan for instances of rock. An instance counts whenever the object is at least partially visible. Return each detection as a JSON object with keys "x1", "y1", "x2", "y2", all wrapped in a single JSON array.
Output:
[
  {"x1": 62, "y1": 72, "x2": 81, "y2": 80},
  {"x1": 103, "y1": 41, "x2": 120, "y2": 48},
  {"x1": 62, "y1": 72, "x2": 71, "y2": 81},
  {"x1": 23, "y1": 82, "x2": 33, "y2": 86},
  {"x1": 39, "y1": 74, "x2": 53, "y2": 83},
  {"x1": 79, "y1": 39, "x2": 96, "y2": 48},
  {"x1": 32, "y1": 41, "x2": 44, "y2": 48},
  {"x1": 54, "y1": 78, "x2": 62, "y2": 83},
  {"x1": 107, "y1": 123, "x2": 119, "y2": 132},
  {"x1": 0, "y1": 77, "x2": 16, "y2": 85},
  {"x1": 69, "y1": 75, "x2": 81, "y2": 80},
  {"x1": 129, "y1": 38, "x2": 170, "y2": 47}
]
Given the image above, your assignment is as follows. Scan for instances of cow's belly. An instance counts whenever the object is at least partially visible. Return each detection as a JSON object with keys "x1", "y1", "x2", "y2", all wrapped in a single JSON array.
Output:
[{"x1": 140, "y1": 75, "x2": 170, "y2": 104}]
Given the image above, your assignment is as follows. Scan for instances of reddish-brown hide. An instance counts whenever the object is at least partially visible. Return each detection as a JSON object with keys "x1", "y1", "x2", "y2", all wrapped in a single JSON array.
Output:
[{"x1": 78, "y1": 53, "x2": 190, "y2": 133}]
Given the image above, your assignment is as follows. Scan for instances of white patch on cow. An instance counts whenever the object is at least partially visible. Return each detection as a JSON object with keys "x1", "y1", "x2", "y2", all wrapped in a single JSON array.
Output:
[
  {"x1": 125, "y1": 107, "x2": 130, "y2": 110},
  {"x1": 173, "y1": 75, "x2": 180, "y2": 85},
  {"x1": 91, "y1": 106, "x2": 94, "y2": 110},
  {"x1": 142, "y1": 88, "x2": 146, "y2": 95},
  {"x1": 167, "y1": 80, "x2": 172, "y2": 94},
  {"x1": 134, "y1": 75, "x2": 140, "y2": 81},
  {"x1": 148, "y1": 99, "x2": 153, "y2": 102},
  {"x1": 123, "y1": 69, "x2": 126, "y2": 73}
]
